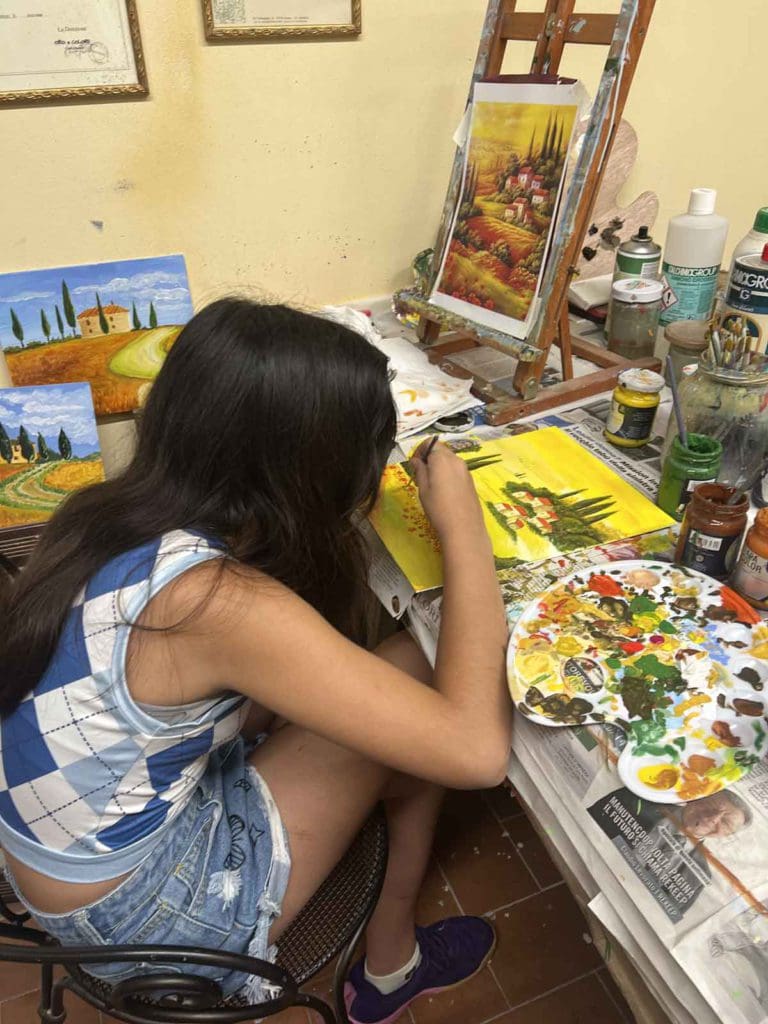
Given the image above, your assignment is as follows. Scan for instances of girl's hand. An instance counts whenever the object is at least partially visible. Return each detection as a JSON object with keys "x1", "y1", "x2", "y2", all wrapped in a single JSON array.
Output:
[{"x1": 409, "y1": 440, "x2": 489, "y2": 546}]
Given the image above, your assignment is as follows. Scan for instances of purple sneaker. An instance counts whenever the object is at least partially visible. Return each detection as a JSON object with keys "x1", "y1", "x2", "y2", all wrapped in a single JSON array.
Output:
[{"x1": 345, "y1": 917, "x2": 496, "y2": 1024}]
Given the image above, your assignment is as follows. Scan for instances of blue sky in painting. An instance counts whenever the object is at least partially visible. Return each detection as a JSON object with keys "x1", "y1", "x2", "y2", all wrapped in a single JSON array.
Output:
[
  {"x1": 0, "y1": 383, "x2": 100, "y2": 456},
  {"x1": 0, "y1": 254, "x2": 193, "y2": 349}
]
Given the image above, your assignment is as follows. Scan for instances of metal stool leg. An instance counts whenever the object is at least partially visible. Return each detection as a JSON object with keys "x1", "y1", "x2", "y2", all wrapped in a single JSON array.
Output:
[{"x1": 297, "y1": 992, "x2": 337, "y2": 1023}]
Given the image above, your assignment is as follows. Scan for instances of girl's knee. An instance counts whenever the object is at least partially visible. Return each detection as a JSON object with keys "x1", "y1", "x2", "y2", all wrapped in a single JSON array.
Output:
[{"x1": 374, "y1": 632, "x2": 432, "y2": 685}]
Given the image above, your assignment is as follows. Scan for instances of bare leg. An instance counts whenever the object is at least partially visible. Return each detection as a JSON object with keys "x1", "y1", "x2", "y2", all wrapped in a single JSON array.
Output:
[
  {"x1": 251, "y1": 632, "x2": 443, "y2": 975},
  {"x1": 363, "y1": 635, "x2": 444, "y2": 975}
]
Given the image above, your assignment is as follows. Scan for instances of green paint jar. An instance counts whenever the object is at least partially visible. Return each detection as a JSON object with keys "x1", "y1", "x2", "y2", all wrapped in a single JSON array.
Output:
[{"x1": 657, "y1": 433, "x2": 723, "y2": 521}]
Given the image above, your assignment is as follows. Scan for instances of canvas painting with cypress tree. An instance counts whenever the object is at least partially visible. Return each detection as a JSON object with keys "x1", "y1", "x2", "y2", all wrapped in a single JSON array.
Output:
[
  {"x1": 0, "y1": 255, "x2": 193, "y2": 415},
  {"x1": 369, "y1": 428, "x2": 674, "y2": 593},
  {"x1": 431, "y1": 80, "x2": 582, "y2": 339},
  {"x1": 0, "y1": 383, "x2": 103, "y2": 529}
]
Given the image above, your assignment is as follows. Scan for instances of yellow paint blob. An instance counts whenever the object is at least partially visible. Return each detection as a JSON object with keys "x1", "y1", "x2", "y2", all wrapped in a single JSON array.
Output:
[{"x1": 638, "y1": 764, "x2": 680, "y2": 790}]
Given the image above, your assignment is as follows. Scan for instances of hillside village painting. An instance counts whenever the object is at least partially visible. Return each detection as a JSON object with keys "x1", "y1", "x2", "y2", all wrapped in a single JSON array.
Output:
[
  {"x1": 0, "y1": 384, "x2": 104, "y2": 529},
  {"x1": 369, "y1": 428, "x2": 673, "y2": 593},
  {"x1": 0, "y1": 255, "x2": 193, "y2": 415},
  {"x1": 431, "y1": 81, "x2": 580, "y2": 338}
]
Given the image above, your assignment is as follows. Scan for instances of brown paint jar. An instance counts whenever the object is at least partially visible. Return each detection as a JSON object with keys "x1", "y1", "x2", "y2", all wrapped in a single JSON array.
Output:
[
  {"x1": 731, "y1": 508, "x2": 768, "y2": 607},
  {"x1": 675, "y1": 483, "x2": 748, "y2": 580}
]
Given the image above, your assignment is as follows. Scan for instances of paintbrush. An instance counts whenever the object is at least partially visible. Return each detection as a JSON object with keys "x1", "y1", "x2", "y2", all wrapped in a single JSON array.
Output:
[
  {"x1": 421, "y1": 435, "x2": 439, "y2": 463},
  {"x1": 666, "y1": 354, "x2": 689, "y2": 449},
  {"x1": 710, "y1": 327, "x2": 723, "y2": 365}
]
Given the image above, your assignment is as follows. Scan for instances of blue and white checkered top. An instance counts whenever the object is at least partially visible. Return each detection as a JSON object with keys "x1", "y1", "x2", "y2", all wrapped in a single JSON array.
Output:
[{"x1": 0, "y1": 530, "x2": 249, "y2": 882}]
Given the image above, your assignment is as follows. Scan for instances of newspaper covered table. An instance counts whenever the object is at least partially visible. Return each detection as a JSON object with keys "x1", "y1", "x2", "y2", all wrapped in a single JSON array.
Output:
[{"x1": 368, "y1": 399, "x2": 768, "y2": 1024}]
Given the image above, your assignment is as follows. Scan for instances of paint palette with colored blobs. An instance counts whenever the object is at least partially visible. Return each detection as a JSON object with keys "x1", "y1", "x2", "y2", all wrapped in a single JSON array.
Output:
[{"x1": 507, "y1": 560, "x2": 768, "y2": 803}]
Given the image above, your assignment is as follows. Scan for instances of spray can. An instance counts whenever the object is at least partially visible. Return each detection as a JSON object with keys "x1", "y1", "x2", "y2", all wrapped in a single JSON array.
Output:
[
  {"x1": 605, "y1": 227, "x2": 661, "y2": 337},
  {"x1": 615, "y1": 226, "x2": 662, "y2": 280},
  {"x1": 720, "y1": 244, "x2": 768, "y2": 354}
]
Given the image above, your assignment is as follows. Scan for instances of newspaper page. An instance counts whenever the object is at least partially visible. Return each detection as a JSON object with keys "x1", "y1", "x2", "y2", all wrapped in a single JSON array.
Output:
[{"x1": 512, "y1": 711, "x2": 768, "y2": 1024}]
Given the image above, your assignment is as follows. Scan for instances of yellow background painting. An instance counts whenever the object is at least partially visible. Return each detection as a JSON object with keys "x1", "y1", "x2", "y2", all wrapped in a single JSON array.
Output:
[
  {"x1": 435, "y1": 98, "x2": 578, "y2": 323},
  {"x1": 369, "y1": 429, "x2": 674, "y2": 592}
]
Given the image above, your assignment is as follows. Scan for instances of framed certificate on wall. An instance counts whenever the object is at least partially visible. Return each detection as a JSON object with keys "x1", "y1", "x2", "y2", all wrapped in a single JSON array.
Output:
[
  {"x1": 0, "y1": 1, "x2": 147, "y2": 105},
  {"x1": 202, "y1": 0, "x2": 361, "y2": 40}
]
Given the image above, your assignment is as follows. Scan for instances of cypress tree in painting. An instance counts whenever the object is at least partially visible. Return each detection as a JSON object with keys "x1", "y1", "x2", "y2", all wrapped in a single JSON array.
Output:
[
  {"x1": 0, "y1": 423, "x2": 11, "y2": 464},
  {"x1": 37, "y1": 433, "x2": 52, "y2": 462},
  {"x1": 149, "y1": 302, "x2": 158, "y2": 328},
  {"x1": 10, "y1": 308, "x2": 24, "y2": 347},
  {"x1": 555, "y1": 119, "x2": 564, "y2": 161},
  {"x1": 132, "y1": 301, "x2": 141, "y2": 330},
  {"x1": 55, "y1": 305, "x2": 65, "y2": 339},
  {"x1": 58, "y1": 428, "x2": 72, "y2": 460},
  {"x1": 18, "y1": 425, "x2": 34, "y2": 463},
  {"x1": 62, "y1": 279, "x2": 77, "y2": 337},
  {"x1": 40, "y1": 308, "x2": 51, "y2": 342},
  {"x1": 96, "y1": 293, "x2": 109, "y2": 334},
  {"x1": 542, "y1": 113, "x2": 552, "y2": 160}
]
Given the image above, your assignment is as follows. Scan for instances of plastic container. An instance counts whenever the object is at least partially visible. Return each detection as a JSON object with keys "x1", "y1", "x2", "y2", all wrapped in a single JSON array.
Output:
[
  {"x1": 659, "y1": 188, "x2": 728, "y2": 327},
  {"x1": 663, "y1": 320, "x2": 709, "y2": 385},
  {"x1": 720, "y1": 244, "x2": 768, "y2": 354},
  {"x1": 604, "y1": 368, "x2": 665, "y2": 448},
  {"x1": 731, "y1": 507, "x2": 768, "y2": 608},
  {"x1": 730, "y1": 206, "x2": 768, "y2": 269},
  {"x1": 605, "y1": 227, "x2": 662, "y2": 338},
  {"x1": 675, "y1": 483, "x2": 748, "y2": 580},
  {"x1": 661, "y1": 359, "x2": 768, "y2": 487},
  {"x1": 607, "y1": 278, "x2": 663, "y2": 359},
  {"x1": 657, "y1": 433, "x2": 722, "y2": 521}
]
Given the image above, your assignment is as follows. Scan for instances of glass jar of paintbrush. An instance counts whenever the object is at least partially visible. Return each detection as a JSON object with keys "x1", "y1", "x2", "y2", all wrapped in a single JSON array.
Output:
[{"x1": 661, "y1": 343, "x2": 768, "y2": 494}]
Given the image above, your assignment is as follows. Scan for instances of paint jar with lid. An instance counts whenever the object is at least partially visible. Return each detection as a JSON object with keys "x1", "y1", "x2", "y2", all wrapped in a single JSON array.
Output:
[
  {"x1": 675, "y1": 483, "x2": 748, "y2": 580},
  {"x1": 607, "y1": 278, "x2": 663, "y2": 359},
  {"x1": 731, "y1": 508, "x2": 768, "y2": 607},
  {"x1": 657, "y1": 433, "x2": 723, "y2": 521},
  {"x1": 663, "y1": 320, "x2": 708, "y2": 386},
  {"x1": 604, "y1": 368, "x2": 665, "y2": 448}
]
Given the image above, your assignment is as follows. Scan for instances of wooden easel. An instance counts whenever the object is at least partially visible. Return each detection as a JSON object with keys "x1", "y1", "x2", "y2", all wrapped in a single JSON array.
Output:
[{"x1": 397, "y1": 0, "x2": 658, "y2": 424}]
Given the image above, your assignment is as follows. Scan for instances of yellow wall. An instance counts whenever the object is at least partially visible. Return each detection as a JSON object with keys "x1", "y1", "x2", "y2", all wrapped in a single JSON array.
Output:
[{"x1": 1, "y1": 0, "x2": 766, "y2": 466}]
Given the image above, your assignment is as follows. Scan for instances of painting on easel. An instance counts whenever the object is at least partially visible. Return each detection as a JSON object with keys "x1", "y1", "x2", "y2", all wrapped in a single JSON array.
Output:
[{"x1": 430, "y1": 80, "x2": 581, "y2": 340}]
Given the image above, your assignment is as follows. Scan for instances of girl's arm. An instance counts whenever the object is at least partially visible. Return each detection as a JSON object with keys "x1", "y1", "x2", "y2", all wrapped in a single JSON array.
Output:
[{"x1": 136, "y1": 444, "x2": 512, "y2": 789}]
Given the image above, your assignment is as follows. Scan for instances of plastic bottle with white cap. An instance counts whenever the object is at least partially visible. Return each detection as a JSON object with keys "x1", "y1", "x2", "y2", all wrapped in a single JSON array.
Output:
[{"x1": 659, "y1": 188, "x2": 729, "y2": 327}]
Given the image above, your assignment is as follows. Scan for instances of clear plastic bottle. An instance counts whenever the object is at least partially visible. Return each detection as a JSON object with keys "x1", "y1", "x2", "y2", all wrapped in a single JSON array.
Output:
[
  {"x1": 730, "y1": 207, "x2": 768, "y2": 270},
  {"x1": 659, "y1": 188, "x2": 729, "y2": 327}
]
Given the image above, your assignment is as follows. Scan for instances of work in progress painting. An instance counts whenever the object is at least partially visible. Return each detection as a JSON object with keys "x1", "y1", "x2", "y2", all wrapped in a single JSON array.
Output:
[
  {"x1": 0, "y1": 383, "x2": 103, "y2": 529},
  {"x1": 0, "y1": 255, "x2": 193, "y2": 416},
  {"x1": 369, "y1": 428, "x2": 674, "y2": 592},
  {"x1": 431, "y1": 80, "x2": 580, "y2": 339}
]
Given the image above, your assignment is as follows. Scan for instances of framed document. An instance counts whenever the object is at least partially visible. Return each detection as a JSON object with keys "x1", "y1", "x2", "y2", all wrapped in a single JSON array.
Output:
[
  {"x1": 202, "y1": 0, "x2": 361, "y2": 40},
  {"x1": 0, "y1": 1, "x2": 147, "y2": 105}
]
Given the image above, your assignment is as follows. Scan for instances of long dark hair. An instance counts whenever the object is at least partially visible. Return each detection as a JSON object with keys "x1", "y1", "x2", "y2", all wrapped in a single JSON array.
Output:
[{"x1": 0, "y1": 299, "x2": 396, "y2": 714}]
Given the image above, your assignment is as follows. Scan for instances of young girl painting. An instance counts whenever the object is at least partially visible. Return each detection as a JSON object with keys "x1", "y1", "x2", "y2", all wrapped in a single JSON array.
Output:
[{"x1": 0, "y1": 299, "x2": 511, "y2": 1024}]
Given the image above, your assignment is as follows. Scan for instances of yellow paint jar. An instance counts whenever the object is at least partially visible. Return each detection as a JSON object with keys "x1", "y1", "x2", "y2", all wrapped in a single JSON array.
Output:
[{"x1": 604, "y1": 368, "x2": 665, "y2": 448}]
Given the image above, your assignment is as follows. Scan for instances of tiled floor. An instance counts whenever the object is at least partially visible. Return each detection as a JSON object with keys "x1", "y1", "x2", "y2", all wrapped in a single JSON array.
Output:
[{"x1": 0, "y1": 786, "x2": 636, "y2": 1023}]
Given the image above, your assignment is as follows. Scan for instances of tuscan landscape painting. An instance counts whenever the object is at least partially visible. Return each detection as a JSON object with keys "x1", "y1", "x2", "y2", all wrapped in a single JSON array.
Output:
[
  {"x1": 432, "y1": 87, "x2": 578, "y2": 335},
  {"x1": 0, "y1": 384, "x2": 103, "y2": 529},
  {"x1": 369, "y1": 429, "x2": 673, "y2": 592},
  {"x1": 0, "y1": 255, "x2": 193, "y2": 415}
]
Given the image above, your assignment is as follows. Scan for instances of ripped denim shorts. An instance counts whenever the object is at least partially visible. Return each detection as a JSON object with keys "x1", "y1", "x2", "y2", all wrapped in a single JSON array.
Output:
[{"x1": 4, "y1": 738, "x2": 291, "y2": 1003}]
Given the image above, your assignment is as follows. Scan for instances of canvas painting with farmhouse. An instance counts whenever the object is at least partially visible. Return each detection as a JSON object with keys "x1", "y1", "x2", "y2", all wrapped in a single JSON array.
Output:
[
  {"x1": 0, "y1": 383, "x2": 104, "y2": 530},
  {"x1": 0, "y1": 255, "x2": 193, "y2": 416}
]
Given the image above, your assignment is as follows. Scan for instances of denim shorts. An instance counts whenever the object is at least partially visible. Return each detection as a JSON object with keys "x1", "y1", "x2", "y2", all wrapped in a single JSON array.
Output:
[{"x1": 5, "y1": 737, "x2": 291, "y2": 1002}]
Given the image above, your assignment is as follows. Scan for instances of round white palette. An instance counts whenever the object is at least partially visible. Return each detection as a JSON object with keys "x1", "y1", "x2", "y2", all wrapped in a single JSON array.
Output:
[{"x1": 507, "y1": 560, "x2": 768, "y2": 803}]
